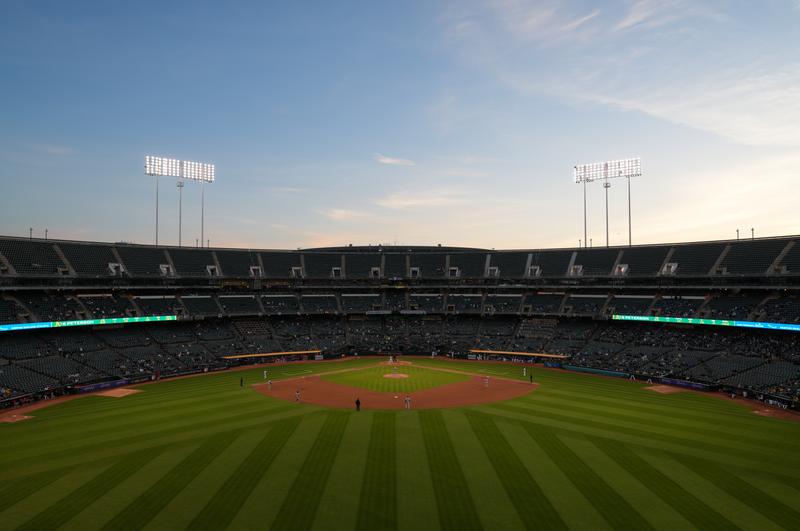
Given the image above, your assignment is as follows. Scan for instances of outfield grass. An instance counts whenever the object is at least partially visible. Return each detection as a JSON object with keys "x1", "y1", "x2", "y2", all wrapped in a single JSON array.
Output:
[
  {"x1": 319, "y1": 364, "x2": 470, "y2": 392},
  {"x1": 1, "y1": 357, "x2": 799, "y2": 531}
]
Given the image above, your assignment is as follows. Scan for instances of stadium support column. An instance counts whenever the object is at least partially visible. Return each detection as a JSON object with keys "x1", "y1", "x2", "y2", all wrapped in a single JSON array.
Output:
[
  {"x1": 156, "y1": 174, "x2": 159, "y2": 245},
  {"x1": 604, "y1": 175, "x2": 610, "y2": 248},
  {"x1": 583, "y1": 179, "x2": 588, "y2": 248},
  {"x1": 628, "y1": 175, "x2": 631, "y2": 247},
  {"x1": 178, "y1": 177, "x2": 184, "y2": 247}
]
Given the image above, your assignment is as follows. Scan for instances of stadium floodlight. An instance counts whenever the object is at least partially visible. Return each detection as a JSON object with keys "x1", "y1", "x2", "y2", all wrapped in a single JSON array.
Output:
[
  {"x1": 183, "y1": 160, "x2": 215, "y2": 248},
  {"x1": 145, "y1": 157, "x2": 215, "y2": 247},
  {"x1": 146, "y1": 156, "x2": 182, "y2": 245},
  {"x1": 574, "y1": 158, "x2": 641, "y2": 247}
]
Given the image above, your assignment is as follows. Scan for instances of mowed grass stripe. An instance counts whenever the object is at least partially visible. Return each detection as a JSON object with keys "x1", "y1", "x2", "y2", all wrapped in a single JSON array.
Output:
[
  {"x1": 98, "y1": 429, "x2": 244, "y2": 531},
  {"x1": 13, "y1": 447, "x2": 165, "y2": 531},
  {"x1": 590, "y1": 437, "x2": 743, "y2": 531},
  {"x1": 464, "y1": 412, "x2": 567, "y2": 531},
  {"x1": 356, "y1": 411, "x2": 397, "y2": 531},
  {"x1": 186, "y1": 417, "x2": 302, "y2": 531},
  {"x1": 2, "y1": 405, "x2": 300, "y2": 474},
  {"x1": 520, "y1": 423, "x2": 654, "y2": 531},
  {"x1": 486, "y1": 402, "x2": 791, "y2": 470},
  {"x1": 270, "y1": 411, "x2": 351, "y2": 531},
  {"x1": 418, "y1": 410, "x2": 483, "y2": 531},
  {"x1": 670, "y1": 453, "x2": 800, "y2": 529},
  {"x1": 0, "y1": 465, "x2": 76, "y2": 514}
]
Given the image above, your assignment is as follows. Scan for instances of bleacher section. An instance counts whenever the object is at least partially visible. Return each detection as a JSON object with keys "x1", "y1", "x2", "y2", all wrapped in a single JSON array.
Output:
[
  {"x1": 344, "y1": 254, "x2": 381, "y2": 279},
  {"x1": 574, "y1": 248, "x2": 620, "y2": 276},
  {"x1": 607, "y1": 297, "x2": 652, "y2": 316},
  {"x1": 0, "y1": 365, "x2": 60, "y2": 394},
  {"x1": 135, "y1": 297, "x2": 182, "y2": 316},
  {"x1": 652, "y1": 297, "x2": 703, "y2": 318},
  {"x1": 301, "y1": 295, "x2": 338, "y2": 313},
  {"x1": 384, "y1": 254, "x2": 406, "y2": 279},
  {"x1": 409, "y1": 294, "x2": 443, "y2": 312},
  {"x1": 524, "y1": 294, "x2": 563, "y2": 314},
  {"x1": 341, "y1": 294, "x2": 380, "y2": 312},
  {"x1": 488, "y1": 252, "x2": 528, "y2": 278},
  {"x1": 703, "y1": 295, "x2": 764, "y2": 319},
  {"x1": 760, "y1": 298, "x2": 800, "y2": 324},
  {"x1": 484, "y1": 294, "x2": 521, "y2": 313},
  {"x1": 564, "y1": 295, "x2": 605, "y2": 316},
  {"x1": 448, "y1": 253, "x2": 487, "y2": 278},
  {"x1": 261, "y1": 252, "x2": 301, "y2": 278},
  {"x1": 447, "y1": 294, "x2": 482, "y2": 312},
  {"x1": 261, "y1": 295, "x2": 298, "y2": 313},
  {"x1": 384, "y1": 292, "x2": 405, "y2": 312},
  {"x1": 0, "y1": 299, "x2": 20, "y2": 325},
  {"x1": 215, "y1": 249, "x2": 260, "y2": 277},
  {"x1": 531, "y1": 250, "x2": 574, "y2": 277}
]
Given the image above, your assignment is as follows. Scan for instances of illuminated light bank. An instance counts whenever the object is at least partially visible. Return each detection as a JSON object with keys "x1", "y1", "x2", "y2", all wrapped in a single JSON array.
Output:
[
  {"x1": 0, "y1": 315, "x2": 176, "y2": 333},
  {"x1": 613, "y1": 314, "x2": 800, "y2": 332}
]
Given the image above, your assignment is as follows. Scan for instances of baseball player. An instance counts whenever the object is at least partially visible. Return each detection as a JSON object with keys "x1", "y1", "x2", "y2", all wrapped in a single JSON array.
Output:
[
  {"x1": 268, "y1": 379, "x2": 272, "y2": 389},
  {"x1": 295, "y1": 391, "x2": 300, "y2": 403},
  {"x1": 405, "y1": 396, "x2": 410, "y2": 409},
  {"x1": 484, "y1": 376, "x2": 488, "y2": 388}
]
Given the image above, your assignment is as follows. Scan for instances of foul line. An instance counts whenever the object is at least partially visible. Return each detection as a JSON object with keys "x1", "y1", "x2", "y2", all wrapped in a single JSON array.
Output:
[
  {"x1": 479, "y1": 369, "x2": 509, "y2": 375},
  {"x1": 282, "y1": 370, "x2": 313, "y2": 376}
]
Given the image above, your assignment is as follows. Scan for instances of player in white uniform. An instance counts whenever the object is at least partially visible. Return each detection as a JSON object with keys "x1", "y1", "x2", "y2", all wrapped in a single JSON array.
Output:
[{"x1": 405, "y1": 396, "x2": 411, "y2": 409}]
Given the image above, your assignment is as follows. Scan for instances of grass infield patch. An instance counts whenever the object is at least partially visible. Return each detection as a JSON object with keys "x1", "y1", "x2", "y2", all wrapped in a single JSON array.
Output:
[{"x1": 319, "y1": 365, "x2": 470, "y2": 393}]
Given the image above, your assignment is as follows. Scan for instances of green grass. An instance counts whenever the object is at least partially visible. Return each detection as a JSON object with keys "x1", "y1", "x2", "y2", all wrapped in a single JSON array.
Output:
[
  {"x1": 319, "y1": 364, "x2": 470, "y2": 392},
  {"x1": 1, "y1": 357, "x2": 799, "y2": 531}
]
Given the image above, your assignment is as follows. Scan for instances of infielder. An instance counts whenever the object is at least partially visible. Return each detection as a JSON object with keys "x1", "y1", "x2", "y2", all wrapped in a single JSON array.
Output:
[
  {"x1": 268, "y1": 379, "x2": 272, "y2": 389},
  {"x1": 405, "y1": 396, "x2": 411, "y2": 409},
  {"x1": 484, "y1": 376, "x2": 488, "y2": 388},
  {"x1": 295, "y1": 391, "x2": 300, "y2": 403}
]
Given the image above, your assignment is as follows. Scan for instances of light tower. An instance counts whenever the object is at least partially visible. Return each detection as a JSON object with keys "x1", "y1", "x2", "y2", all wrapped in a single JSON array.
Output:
[
  {"x1": 145, "y1": 156, "x2": 215, "y2": 247},
  {"x1": 574, "y1": 158, "x2": 641, "y2": 247}
]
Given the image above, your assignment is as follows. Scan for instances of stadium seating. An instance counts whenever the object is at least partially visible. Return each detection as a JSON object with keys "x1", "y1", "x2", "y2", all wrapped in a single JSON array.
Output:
[
  {"x1": 182, "y1": 297, "x2": 222, "y2": 316},
  {"x1": 669, "y1": 242, "x2": 727, "y2": 276},
  {"x1": 0, "y1": 364, "x2": 60, "y2": 394},
  {"x1": 0, "y1": 335, "x2": 52, "y2": 360},
  {"x1": 617, "y1": 246, "x2": 670, "y2": 277},
  {"x1": 718, "y1": 238, "x2": 789, "y2": 275},
  {"x1": 383, "y1": 254, "x2": 407, "y2": 279},
  {"x1": 135, "y1": 297, "x2": 182, "y2": 316},
  {"x1": 261, "y1": 295, "x2": 299, "y2": 313},
  {"x1": 408, "y1": 293, "x2": 443, "y2": 312},
  {"x1": 0, "y1": 239, "x2": 66, "y2": 275},
  {"x1": 57, "y1": 242, "x2": 118, "y2": 277},
  {"x1": 81, "y1": 296, "x2": 135, "y2": 318},
  {"x1": 300, "y1": 295, "x2": 338, "y2": 313},
  {"x1": 115, "y1": 245, "x2": 169, "y2": 276},
  {"x1": 214, "y1": 249, "x2": 261, "y2": 277},
  {"x1": 21, "y1": 295, "x2": 86, "y2": 322},
  {"x1": 341, "y1": 294, "x2": 381, "y2": 312},
  {"x1": 0, "y1": 298, "x2": 20, "y2": 325},
  {"x1": 409, "y1": 253, "x2": 446, "y2": 278},
  {"x1": 167, "y1": 248, "x2": 217, "y2": 276},
  {"x1": 303, "y1": 253, "x2": 342, "y2": 279},
  {"x1": 218, "y1": 296, "x2": 261, "y2": 315},
  {"x1": 574, "y1": 248, "x2": 620, "y2": 276},
  {"x1": 652, "y1": 297, "x2": 703, "y2": 318}
]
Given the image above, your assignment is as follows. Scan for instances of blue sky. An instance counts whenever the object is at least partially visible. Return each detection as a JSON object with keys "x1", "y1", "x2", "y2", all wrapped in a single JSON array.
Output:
[{"x1": 1, "y1": 0, "x2": 799, "y2": 250}]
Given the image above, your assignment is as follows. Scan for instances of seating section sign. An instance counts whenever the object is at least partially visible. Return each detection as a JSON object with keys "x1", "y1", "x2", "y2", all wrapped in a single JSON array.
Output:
[{"x1": 0, "y1": 315, "x2": 177, "y2": 332}]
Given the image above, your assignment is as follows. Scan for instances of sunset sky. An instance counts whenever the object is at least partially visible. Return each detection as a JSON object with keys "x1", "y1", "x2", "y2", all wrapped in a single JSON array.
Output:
[{"x1": 1, "y1": 1, "x2": 799, "y2": 250}]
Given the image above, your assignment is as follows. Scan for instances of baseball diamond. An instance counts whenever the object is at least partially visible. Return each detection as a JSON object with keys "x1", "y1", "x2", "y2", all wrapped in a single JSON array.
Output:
[{"x1": 1, "y1": 356, "x2": 799, "y2": 531}]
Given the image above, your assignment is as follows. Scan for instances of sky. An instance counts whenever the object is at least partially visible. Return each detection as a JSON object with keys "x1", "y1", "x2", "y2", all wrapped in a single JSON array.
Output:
[{"x1": 1, "y1": 0, "x2": 799, "y2": 251}]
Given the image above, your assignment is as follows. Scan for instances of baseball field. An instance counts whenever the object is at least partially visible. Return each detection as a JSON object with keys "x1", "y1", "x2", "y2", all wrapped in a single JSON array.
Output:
[{"x1": 1, "y1": 357, "x2": 799, "y2": 531}]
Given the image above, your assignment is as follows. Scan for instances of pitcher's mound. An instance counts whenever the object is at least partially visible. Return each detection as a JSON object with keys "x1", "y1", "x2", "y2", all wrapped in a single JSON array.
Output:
[{"x1": 383, "y1": 374, "x2": 409, "y2": 379}]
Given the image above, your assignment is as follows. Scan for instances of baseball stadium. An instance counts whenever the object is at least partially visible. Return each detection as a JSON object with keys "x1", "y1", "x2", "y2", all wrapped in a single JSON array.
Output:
[{"x1": 1, "y1": 236, "x2": 799, "y2": 530}]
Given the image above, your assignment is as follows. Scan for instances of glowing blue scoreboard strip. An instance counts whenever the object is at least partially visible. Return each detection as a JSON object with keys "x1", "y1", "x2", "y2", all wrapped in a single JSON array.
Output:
[
  {"x1": 0, "y1": 315, "x2": 177, "y2": 332},
  {"x1": 613, "y1": 314, "x2": 800, "y2": 332}
]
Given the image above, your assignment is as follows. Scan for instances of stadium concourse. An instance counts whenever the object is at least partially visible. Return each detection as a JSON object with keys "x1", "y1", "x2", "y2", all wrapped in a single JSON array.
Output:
[{"x1": 1, "y1": 234, "x2": 800, "y2": 412}]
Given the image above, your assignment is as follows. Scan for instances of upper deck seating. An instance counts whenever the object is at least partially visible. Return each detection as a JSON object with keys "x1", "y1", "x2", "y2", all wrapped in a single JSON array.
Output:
[
  {"x1": 564, "y1": 296, "x2": 604, "y2": 316},
  {"x1": 487, "y1": 252, "x2": 529, "y2": 278},
  {"x1": 531, "y1": 250, "x2": 574, "y2": 278},
  {"x1": 214, "y1": 249, "x2": 260, "y2": 277},
  {"x1": 58, "y1": 242, "x2": 117, "y2": 276},
  {"x1": 384, "y1": 254, "x2": 407, "y2": 279},
  {"x1": 618, "y1": 246, "x2": 670, "y2": 277},
  {"x1": 260, "y1": 252, "x2": 301, "y2": 278},
  {"x1": 115, "y1": 245, "x2": 169, "y2": 277},
  {"x1": 343, "y1": 254, "x2": 381, "y2": 279},
  {"x1": 303, "y1": 253, "x2": 342, "y2": 278},
  {"x1": 574, "y1": 248, "x2": 620, "y2": 276},
  {"x1": 718, "y1": 239, "x2": 789, "y2": 275},
  {"x1": 447, "y1": 294, "x2": 482, "y2": 312},
  {"x1": 409, "y1": 253, "x2": 446, "y2": 278},
  {"x1": 448, "y1": 253, "x2": 487, "y2": 278},
  {"x1": 670, "y1": 242, "x2": 727, "y2": 277},
  {"x1": 167, "y1": 249, "x2": 216, "y2": 276},
  {"x1": 0, "y1": 239, "x2": 65, "y2": 275}
]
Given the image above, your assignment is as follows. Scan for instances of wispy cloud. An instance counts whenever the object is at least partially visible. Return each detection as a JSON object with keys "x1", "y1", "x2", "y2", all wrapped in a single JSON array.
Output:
[
  {"x1": 375, "y1": 190, "x2": 470, "y2": 210},
  {"x1": 374, "y1": 153, "x2": 415, "y2": 166},
  {"x1": 270, "y1": 187, "x2": 306, "y2": 193},
  {"x1": 442, "y1": 1, "x2": 800, "y2": 146},
  {"x1": 314, "y1": 209, "x2": 367, "y2": 220}
]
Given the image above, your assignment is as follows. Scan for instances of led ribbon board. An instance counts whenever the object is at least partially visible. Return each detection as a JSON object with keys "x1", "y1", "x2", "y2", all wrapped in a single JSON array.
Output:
[
  {"x1": 0, "y1": 315, "x2": 176, "y2": 333},
  {"x1": 613, "y1": 314, "x2": 800, "y2": 332}
]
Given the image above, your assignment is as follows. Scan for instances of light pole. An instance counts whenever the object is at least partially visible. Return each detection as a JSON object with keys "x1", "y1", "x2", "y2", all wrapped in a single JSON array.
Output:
[
  {"x1": 145, "y1": 157, "x2": 181, "y2": 245},
  {"x1": 146, "y1": 157, "x2": 214, "y2": 246},
  {"x1": 574, "y1": 158, "x2": 641, "y2": 248}
]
